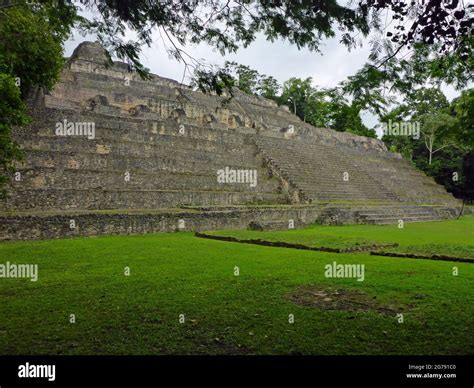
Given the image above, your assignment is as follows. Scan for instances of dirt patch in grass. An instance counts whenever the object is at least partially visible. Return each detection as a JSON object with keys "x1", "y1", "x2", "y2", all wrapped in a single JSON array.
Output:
[{"x1": 288, "y1": 285, "x2": 401, "y2": 316}]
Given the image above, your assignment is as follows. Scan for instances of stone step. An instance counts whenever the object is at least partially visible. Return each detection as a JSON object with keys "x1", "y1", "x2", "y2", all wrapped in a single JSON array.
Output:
[
  {"x1": 2, "y1": 188, "x2": 287, "y2": 211},
  {"x1": 360, "y1": 213, "x2": 439, "y2": 220},
  {"x1": 313, "y1": 195, "x2": 398, "y2": 201},
  {"x1": 297, "y1": 182, "x2": 401, "y2": 192},
  {"x1": 17, "y1": 130, "x2": 253, "y2": 157},
  {"x1": 9, "y1": 167, "x2": 279, "y2": 193},
  {"x1": 357, "y1": 209, "x2": 436, "y2": 216},
  {"x1": 17, "y1": 145, "x2": 264, "y2": 172},
  {"x1": 362, "y1": 215, "x2": 443, "y2": 224},
  {"x1": 260, "y1": 141, "x2": 435, "y2": 182}
]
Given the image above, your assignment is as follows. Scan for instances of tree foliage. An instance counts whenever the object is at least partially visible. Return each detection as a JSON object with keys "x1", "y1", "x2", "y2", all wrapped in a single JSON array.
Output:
[
  {"x1": 304, "y1": 87, "x2": 376, "y2": 137},
  {"x1": 0, "y1": 73, "x2": 29, "y2": 195},
  {"x1": 450, "y1": 88, "x2": 474, "y2": 148},
  {"x1": 221, "y1": 61, "x2": 281, "y2": 99},
  {"x1": 0, "y1": 0, "x2": 76, "y2": 193},
  {"x1": 280, "y1": 77, "x2": 313, "y2": 117},
  {"x1": 381, "y1": 87, "x2": 473, "y2": 200},
  {"x1": 80, "y1": 0, "x2": 371, "y2": 78},
  {"x1": 73, "y1": 1, "x2": 472, "y2": 92}
]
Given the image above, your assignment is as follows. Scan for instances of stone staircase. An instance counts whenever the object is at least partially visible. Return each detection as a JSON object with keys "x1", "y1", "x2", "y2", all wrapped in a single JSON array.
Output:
[
  {"x1": 353, "y1": 205, "x2": 456, "y2": 224},
  {"x1": 315, "y1": 204, "x2": 459, "y2": 225},
  {"x1": 255, "y1": 135, "x2": 401, "y2": 203},
  {"x1": 254, "y1": 136, "x2": 457, "y2": 204}
]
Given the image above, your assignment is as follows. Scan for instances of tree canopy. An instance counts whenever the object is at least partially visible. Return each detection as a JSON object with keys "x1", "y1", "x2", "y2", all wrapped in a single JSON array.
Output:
[
  {"x1": 0, "y1": 0, "x2": 77, "y2": 195},
  {"x1": 381, "y1": 86, "x2": 473, "y2": 201}
]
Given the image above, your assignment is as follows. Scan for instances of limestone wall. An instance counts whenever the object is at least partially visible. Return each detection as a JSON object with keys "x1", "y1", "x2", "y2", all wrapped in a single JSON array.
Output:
[{"x1": 0, "y1": 206, "x2": 321, "y2": 240}]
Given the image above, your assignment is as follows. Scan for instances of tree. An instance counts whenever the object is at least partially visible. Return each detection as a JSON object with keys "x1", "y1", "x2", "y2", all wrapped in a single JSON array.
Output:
[
  {"x1": 406, "y1": 88, "x2": 450, "y2": 118},
  {"x1": 419, "y1": 112, "x2": 457, "y2": 165},
  {"x1": 223, "y1": 62, "x2": 260, "y2": 95},
  {"x1": 80, "y1": 0, "x2": 371, "y2": 79},
  {"x1": 220, "y1": 61, "x2": 281, "y2": 101},
  {"x1": 342, "y1": 65, "x2": 392, "y2": 117},
  {"x1": 462, "y1": 151, "x2": 474, "y2": 203},
  {"x1": 450, "y1": 88, "x2": 474, "y2": 148},
  {"x1": 258, "y1": 75, "x2": 280, "y2": 101},
  {"x1": 380, "y1": 87, "x2": 455, "y2": 165},
  {"x1": 0, "y1": 73, "x2": 30, "y2": 195},
  {"x1": 304, "y1": 87, "x2": 377, "y2": 138},
  {"x1": 280, "y1": 77, "x2": 313, "y2": 119},
  {"x1": 0, "y1": 1, "x2": 77, "y2": 95},
  {"x1": 0, "y1": 0, "x2": 77, "y2": 193},
  {"x1": 380, "y1": 86, "x2": 473, "y2": 199},
  {"x1": 380, "y1": 105, "x2": 415, "y2": 160},
  {"x1": 303, "y1": 88, "x2": 334, "y2": 128},
  {"x1": 403, "y1": 88, "x2": 455, "y2": 166}
]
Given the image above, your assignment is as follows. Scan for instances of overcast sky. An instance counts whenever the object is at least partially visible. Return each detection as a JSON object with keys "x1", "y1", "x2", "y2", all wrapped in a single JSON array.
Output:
[{"x1": 64, "y1": 10, "x2": 462, "y2": 137}]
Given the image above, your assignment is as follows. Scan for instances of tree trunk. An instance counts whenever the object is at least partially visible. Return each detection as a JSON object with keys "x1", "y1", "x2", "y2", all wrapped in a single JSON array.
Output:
[
  {"x1": 457, "y1": 199, "x2": 465, "y2": 219},
  {"x1": 428, "y1": 136, "x2": 434, "y2": 165}
]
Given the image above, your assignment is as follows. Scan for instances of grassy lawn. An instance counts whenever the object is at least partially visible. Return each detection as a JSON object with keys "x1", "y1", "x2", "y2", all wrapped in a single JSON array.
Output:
[
  {"x1": 0, "y1": 217, "x2": 473, "y2": 355},
  {"x1": 209, "y1": 216, "x2": 474, "y2": 258}
]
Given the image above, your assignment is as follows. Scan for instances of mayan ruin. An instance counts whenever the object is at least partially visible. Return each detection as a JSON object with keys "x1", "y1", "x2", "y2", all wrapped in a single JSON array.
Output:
[{"x1": 0, "y1": 42, "x2": 461, "y2": 240}]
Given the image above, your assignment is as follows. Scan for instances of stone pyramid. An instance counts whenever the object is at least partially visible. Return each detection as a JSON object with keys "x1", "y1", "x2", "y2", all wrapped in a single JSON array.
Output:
[{"x1": 0, "y1": 42, "x2": 460, "y2": 239}]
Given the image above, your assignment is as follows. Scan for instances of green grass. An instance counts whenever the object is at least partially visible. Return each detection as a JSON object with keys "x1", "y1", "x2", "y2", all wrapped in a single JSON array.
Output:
[
  {"x1": 0, "y1": 218, "x2": 473, "y2": 355},
  {"x1": 208, "y1": 216, "x2": 474, "y2": 258}
]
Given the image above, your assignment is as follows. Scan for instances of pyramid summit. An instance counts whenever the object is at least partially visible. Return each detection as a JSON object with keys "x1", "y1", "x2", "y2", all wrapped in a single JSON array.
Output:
[
  {"x1": 70, "y1": 41, "x2": 110, "y2": 64},
  {"x1": 0, "y1": 42, "x2": 460, "y2": 239}
]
